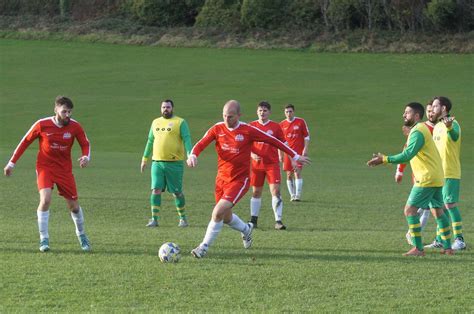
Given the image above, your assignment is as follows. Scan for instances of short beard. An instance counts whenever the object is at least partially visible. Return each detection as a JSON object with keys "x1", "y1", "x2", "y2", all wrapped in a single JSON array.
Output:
[
  {"x1": 162, "y1": 112, "x2": 172, "y2": 119},
  {"x1": 403, "y1": 119, "x2": 414, "y2": 127},
  {"x1": 56, "y1": 117, "x2": 70, "y2": 126}
]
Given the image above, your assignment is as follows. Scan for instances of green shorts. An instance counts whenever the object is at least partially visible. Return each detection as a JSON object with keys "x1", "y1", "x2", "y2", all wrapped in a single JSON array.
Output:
[
  {"x1": 443, "y1": 178, "x2": 460, "y2": 204},
  {"x1": 407, "y1": 186, "x2": 443, "y2": 209},
  {"x1": 151, "y1": 161, "x2": 184, "y2": 194}
]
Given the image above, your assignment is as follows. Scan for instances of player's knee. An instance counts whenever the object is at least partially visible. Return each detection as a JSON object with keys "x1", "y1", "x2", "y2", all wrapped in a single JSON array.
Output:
[
  {"x1": 152, "y1": 189, "x2": 161, "y2": 195},
  {"x1": 173, "y1": 192, "x2": 183, "y2": 198},
  {"x1": 39, "y1": 197, "x2": 52, "y2": 208}
]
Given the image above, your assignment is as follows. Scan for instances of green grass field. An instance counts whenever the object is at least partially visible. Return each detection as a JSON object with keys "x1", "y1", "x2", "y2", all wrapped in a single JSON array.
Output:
[{"x1": 0, "y1": 39, "x2": 473, "y2": 312}]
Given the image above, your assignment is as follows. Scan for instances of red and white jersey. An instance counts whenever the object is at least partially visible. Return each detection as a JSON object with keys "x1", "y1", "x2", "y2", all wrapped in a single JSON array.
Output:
[
  {"x1": 250, "y1": 120, "x2": 285, "y2": 167},
  {"x1": 191, "y1": 122, "x2": 297, "y2": 183},
  {"x1": 280, "y1": 117, "x2": 310, "y2": 154},
  {"x1": 9, "y1": 117, "x2": 90, "y2": 172}
]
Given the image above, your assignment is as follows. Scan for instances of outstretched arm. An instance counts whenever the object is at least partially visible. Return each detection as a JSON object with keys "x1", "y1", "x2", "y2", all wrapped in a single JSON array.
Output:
[
  {"x1": 250, "y1": 126, "x2": 310, "y2": 165},
  {"x1": 4, "y1": 121, "x2": 41, "y2": 176},
  {"x1": 187, "y1": 126, "x2": 216, "y2": 167},
  {"x1": 367, "y1": 130, "x2": 424, "y2": 167}
]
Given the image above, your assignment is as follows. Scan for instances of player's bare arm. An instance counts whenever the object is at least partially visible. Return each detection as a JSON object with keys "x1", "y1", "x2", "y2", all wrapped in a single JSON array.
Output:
[
  {"x1": 140, "y1": 160, "x2": 147, "y2": 173},
  {"x1": 186, "y1": 154, "x2": 198, "y2": 167},
  {"x1": 78, "y1": 156, "x2": 90, "y2": 168},
  {"x1": 3, "y1": 162, "x2": 15, "y2": 177},
  {"x1": 442, "y1": 116, "x2": 454, "y2": 128},
  {"x1": 367, "y1": 153, "x2": 385, "y2": 167}
]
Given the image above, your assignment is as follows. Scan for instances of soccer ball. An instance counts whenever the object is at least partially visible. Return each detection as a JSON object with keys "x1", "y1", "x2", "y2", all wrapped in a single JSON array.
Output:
[{"x1": 158, "y1": 242, "x2": 181, "y2": 263}]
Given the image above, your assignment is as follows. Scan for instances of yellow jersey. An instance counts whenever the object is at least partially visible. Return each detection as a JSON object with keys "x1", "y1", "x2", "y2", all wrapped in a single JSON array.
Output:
[
  {"x1": 433, "y1": 120, "x2": 461, "y2": 179},
  {"x1": 143, "y1": 116, "x2": 191, "y2": 161}
]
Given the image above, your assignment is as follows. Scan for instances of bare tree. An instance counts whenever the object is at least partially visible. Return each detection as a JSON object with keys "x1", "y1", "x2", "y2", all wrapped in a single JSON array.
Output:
[{"x1": 320, "y1": 0, "x2": 331, "y2": 30}]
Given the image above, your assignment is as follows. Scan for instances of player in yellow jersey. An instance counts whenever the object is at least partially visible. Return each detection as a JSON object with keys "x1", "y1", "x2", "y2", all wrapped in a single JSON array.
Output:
[
  {"x1": 368, "y1": 102, "x2": 453, "y2": 256},
  {"x1": 141, "y1": 100, "x2": 193, "y2": 227},
  {"x1": 425, "y1": 96, "x2": 466, "y2": 250}
]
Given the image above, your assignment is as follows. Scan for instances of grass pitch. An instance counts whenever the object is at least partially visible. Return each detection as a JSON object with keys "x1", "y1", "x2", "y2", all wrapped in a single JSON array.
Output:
[{"x1": 0, "y1": 39, "x2": 473, "y2": 312}]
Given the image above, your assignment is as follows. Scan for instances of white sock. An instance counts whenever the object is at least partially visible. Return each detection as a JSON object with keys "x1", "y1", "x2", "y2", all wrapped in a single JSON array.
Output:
[
  {"x1": 272, "y1": 196, "x2": 283, "y2": 221},
  {"x1": 286, "y1": 180, "x2": 295, "y2": 197},
  {"x1": 227, "y1": 213, "x2": 250, "y2": 234},
  {"x1": 201, "y1": 220, "x2": 223, "y2": 248},
  {"x1": 419, "y1": 209, "x2": 431, "y2": 230},
  {"x1": 295, "y1": 178, "x2": 303, "y2": 197},
  {"x1": 37, "y1": 210, "x2": 49, "y2": 240},
  {"x1": 71, "y1": 207, "x2": 85, "y2": 236},
  {"x1": 250, "y1": 197, "x2": 262, "y2": 217}
]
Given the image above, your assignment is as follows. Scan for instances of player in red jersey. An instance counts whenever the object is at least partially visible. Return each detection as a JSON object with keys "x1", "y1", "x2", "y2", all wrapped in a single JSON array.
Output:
[
  {"x1": 3, "y1": 96, "x2": 92, "y2": 252},
  {"x1": 280, "y1": 104, "x2": 310, "y2": 201},
  {"x1": 395, "y1": 102, "x2": 436, "y2": 246},
  {"x1": 187, "y1": 100, "x2": 310, "y2": 258},
  {"x1": 249, "y1": 101, "x2": 287, "y2": 230}
]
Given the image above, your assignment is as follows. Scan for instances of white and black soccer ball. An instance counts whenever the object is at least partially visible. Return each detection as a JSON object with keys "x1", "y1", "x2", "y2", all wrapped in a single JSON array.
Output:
[{"x1": 158, "y1": 242, "x2": 181, "y2": 263}]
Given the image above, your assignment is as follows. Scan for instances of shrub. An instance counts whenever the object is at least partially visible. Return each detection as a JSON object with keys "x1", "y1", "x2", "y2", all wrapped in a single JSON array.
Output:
[
  {"x1": 195, "y1": 0, "x2": 241, "y2": 29},
  {"x1": 240, "y1": 0, "x2": 289, "y2": 30},
  {"x1": 126, "y1": 0, "x2": 203, "y2": 27},
  {"x1": 426, "y1": 0, "x2": 459, "y2": 31},
  {"x1": 0, "y1": 0, "x2": 59, "y2": 16},
  {"x1": 286, "y1": 0, "x2": 323, "y2": 31}
]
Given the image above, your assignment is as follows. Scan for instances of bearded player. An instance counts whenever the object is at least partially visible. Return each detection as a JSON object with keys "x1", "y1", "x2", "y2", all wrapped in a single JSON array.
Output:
[{"x1": 4, "y1": 96, "x2": 91, "y2": 252}]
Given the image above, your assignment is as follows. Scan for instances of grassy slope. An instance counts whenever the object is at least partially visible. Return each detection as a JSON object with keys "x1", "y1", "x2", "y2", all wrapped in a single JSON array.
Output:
[{"x1": 0, "y1": 39, "x2": 473, "y2": 312}]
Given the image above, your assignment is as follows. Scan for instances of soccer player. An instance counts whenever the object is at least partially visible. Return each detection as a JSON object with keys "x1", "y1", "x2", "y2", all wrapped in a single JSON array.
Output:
[
  {"x1": 367, "y1": 102, "x2": 453, "y2": 256},
  {"x1": 141, "y1": 99, "x2": 192, "y2": 228},
  {"x1": 425, "y1": 96, "x2": 466, "y2": 250},
  {"x1": 3, "y1": 96, "x2": 91, "y2": 252},
  {"x1": 187, "y1": 100, "x2": 310, "y2": 258},
  {"x1": 396, "y1": 102, "x2": 436, "y2": 245},
  {"x1": 280, "y1": 104, "x2": 310, "y2": 201},
  {"x1": 249, "y1": 101, "x2": 287, "y2": 230}
]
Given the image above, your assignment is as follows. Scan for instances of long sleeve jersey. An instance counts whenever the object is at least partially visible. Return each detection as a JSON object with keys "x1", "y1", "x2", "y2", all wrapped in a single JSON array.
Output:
[
  {"x1": 142, "y1": 115, "x2": 192, "y2": 162},
  {"x1": 385, "y1": 122, "x2": 443, "y2": 187},
  {"x1": 191, "y1": 122, "x2": 298, "y2": 183},
  {"x1": 9, "y1": 117, "x2": 90, "y2": 172}
]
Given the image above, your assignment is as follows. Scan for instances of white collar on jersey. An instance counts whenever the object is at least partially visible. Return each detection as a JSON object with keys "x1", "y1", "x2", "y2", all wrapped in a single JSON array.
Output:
[
  {"x1": 52, "y1": 116, "x2": 64, "y2": 128},
  {"x1": 226, "y1": 121, "x2": 241, "y2": 131},
  {"x1": 257, "y1": 119, "x2": 271, "y2": 126}
]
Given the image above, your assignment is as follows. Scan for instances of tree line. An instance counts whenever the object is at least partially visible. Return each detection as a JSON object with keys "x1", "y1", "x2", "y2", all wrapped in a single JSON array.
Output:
[{"x1": 1, "y1": 0, "x2": 472, "y2": 33}]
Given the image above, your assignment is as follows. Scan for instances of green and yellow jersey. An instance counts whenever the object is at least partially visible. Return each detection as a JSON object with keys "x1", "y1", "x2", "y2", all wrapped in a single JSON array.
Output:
[
  {"x1": 433, "y1": 119, "x2": 461, "y2": 179},
  {"x1": 142, "y1": 115, "x2": 192, "y2": 162},
  {"x1": 384, "y1": 122, "x2": 443, "y2": 187}
]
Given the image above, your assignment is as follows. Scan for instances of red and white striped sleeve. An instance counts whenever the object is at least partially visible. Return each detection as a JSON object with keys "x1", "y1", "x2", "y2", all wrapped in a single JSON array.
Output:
[
  {"x1": 75, "y1": 122, "x2": 91, "y2": 160},
  {"x1": 9, "y1": 120, "x2": 41, "y2": 165},
  {"x1": 191, "y1": 125, "x2": 216, "y2": 157}
]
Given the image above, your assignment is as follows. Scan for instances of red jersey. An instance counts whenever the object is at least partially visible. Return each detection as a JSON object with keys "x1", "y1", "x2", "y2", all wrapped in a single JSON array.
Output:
[
  {"x1": 250, "y1": 120, "x2": 285, "y2": 167},
  {"x1": 9, "y1": 117, "x2": 90, "y2": 172},
  {"x1": 280, "y1": 117, "x2": 310, "y2": 153},
  {"x1": 397, "y1": 121, "x2": 434, "y2": 174},
  {"x1": 191, "y1": 122, "x2": 297, "y2": 183}
]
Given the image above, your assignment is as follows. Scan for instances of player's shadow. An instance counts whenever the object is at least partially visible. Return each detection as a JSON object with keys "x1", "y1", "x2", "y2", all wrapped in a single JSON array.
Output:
[{"x1": 208, "y1": 246, "x2": 471, "y2": 264}]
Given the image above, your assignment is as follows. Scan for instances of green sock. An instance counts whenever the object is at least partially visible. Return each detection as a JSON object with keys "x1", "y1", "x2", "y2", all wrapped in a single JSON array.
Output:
[
  {"x1": 447, "y1": 207, "x2": 463, "y2": 240},
  {"x1": 174, "y1": 194, "x2": 186, "y2": 219},
  {"x1": 435, "y1": 226, "x2": 442, "y2": 243},
  {"x1": 406, "y1": 215, "x2": 423, "y2": 250},
  {"x1": 435, "y1": 213, "x2": 452, "y2": 249},
  {"x1": 150, "y1": 193, "x2": 161, "y2": 221}
]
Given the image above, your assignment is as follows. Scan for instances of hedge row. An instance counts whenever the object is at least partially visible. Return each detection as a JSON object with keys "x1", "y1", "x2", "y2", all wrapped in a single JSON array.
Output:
[{"x1": 1, "y1": 0, "x2": 472, "y2": 32}]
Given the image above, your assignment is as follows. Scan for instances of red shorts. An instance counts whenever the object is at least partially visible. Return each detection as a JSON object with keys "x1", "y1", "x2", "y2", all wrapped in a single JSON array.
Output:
[
  {"x1": 36, "y1": 168, "x2": 78, "y2": 200},
  {"x1": 250, "y1": 163, "x2": 281, "y2": 187},
  {"x1": 215, "y1": 177, "x2": 249, "y2": 205},
  {"x1": 283, "y1": 154, "x2": 303, "y2": 172}
]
